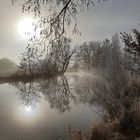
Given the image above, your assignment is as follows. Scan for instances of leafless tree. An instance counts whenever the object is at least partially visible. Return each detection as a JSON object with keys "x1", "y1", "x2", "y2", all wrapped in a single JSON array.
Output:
[
  {"x1": 51, "y1": 36, "x2": 74, "y2": 72},
  {"x1": 121, "y1": 29, "x2": 140, "y2": 74},
  {"x1": 13, "y1": 0, "x2": 106, "y2": 46},
  {"x1": 40, "y1": 36, "x2": 74, "y2": 75},
  {"x1": 18, "y1": 45, "x2": 43, "y2": 75},
  {"x1": 73, "y1": 41, "x2": 102, "y2": 70}
]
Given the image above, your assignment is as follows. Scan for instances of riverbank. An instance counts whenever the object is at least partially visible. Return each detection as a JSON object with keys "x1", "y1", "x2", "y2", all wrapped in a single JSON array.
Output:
[{"x1": 0, "y1": 72, "x2": 63, "y2": 83}]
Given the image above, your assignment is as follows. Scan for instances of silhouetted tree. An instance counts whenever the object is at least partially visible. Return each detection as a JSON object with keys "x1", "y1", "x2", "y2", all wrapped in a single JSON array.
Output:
[
  {"x1": 51, "y1": 36, "x2": 74, "y2": 73},
  {"x1": 74, "y1": 41, "x2": 101, "y2": 70},
  {"x1": 18, "y1": 54, "x2": 28, "y2": 75},
  {"x1": 92, "y1": 39, "x2": 111, "y2": 70},
  {"x1": 121, "y1": 29, "x2": 140, "y2": 74},
  {"x1": 18, "y1": 45, "x2": 43, "y2": 75},
  {"x1": 13, "y1": 0, "x2": 106, "y2": 46},
  {"x1": 41, "y1": 36, "x2": 74, "y2": 75}
]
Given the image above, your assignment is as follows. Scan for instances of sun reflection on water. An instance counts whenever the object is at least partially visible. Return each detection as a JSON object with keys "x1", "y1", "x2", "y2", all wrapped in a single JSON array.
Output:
[{"x1": 24, "y1": 106, "x2": 32, "y2": 113}]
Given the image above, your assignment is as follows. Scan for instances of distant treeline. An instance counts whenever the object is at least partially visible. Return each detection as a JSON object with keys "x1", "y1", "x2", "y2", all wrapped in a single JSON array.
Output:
[
  {"x1": 17, "y1": 29, "x2": 140, "y2": 78},
  {"x1": 0, "y1": 58, "x2": 16, "y2": 70},
  {"x1": 70, "y1": 31, "x2": 140, "y2": 75},
  {"x1": 17, "y1": 36, "x2": 74, "y2": 77}
]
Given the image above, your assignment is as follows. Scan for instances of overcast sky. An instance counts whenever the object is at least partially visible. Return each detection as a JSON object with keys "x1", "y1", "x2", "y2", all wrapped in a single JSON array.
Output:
[{"x1": 0, "y1": 0, "x2": 140, "y2": 62}]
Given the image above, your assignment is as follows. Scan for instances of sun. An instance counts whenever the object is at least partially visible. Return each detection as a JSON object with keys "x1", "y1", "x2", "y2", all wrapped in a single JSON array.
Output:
[
  {"x1": 24, "y1": 106, "x2": 33, "y2": 112},
  {"x1": 18, "y1": 17, "x2": 35, "y2": 39}
]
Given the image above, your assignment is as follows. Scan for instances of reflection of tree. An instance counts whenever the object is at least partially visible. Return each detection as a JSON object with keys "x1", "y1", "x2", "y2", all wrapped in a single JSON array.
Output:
[
  {"x1": 12, "y1": 81, "x2": 41, "y2": 109},
  {"x1": 39, "y1": 76, "x2": 75, "y2": 112},
  {"x1": 68, "y1": 75, "x2": 95, "y2": 105},
  {"x1": 11, "y1": 75, "x2": 95, "y2": 112}
]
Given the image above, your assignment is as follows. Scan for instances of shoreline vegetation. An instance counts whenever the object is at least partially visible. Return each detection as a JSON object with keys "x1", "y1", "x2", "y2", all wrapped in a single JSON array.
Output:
[{"x1": 0, "y1": 72, "x2": 64, "y2": 83}]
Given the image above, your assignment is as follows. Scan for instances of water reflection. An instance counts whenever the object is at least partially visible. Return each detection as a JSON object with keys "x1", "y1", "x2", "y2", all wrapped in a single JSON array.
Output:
[
  {"x1": 38, "y1": 76, "x2": 75, "y2": 112},
  {"x1": 11, "y1": 74, "x2": 95, "y2": 113},
  {"x1": 11, "y1": 81, "x2": 41, "y2": 110},
  {"x1": 0, "y1": 74, "x2": 97, "y2": 140}
]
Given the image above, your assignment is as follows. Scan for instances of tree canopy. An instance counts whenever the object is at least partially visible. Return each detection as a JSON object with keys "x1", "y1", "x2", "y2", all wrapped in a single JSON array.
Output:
[
  {"x1": 121, "y1": 29, "x2": 140, "y2": 74},
  {"x1": 13, "y1": 0, "x2": 106, "y2": 45}
]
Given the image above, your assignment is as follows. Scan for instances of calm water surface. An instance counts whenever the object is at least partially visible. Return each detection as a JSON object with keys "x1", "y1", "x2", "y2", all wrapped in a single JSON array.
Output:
[{"x1": 0, "y1": 73, "x2": 99, "y2": 140}]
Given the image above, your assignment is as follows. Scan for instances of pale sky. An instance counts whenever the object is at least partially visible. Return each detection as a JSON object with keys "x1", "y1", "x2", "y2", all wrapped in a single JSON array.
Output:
[{"x1": 0, "y1": 0, "x2": 140, "y2": 62}]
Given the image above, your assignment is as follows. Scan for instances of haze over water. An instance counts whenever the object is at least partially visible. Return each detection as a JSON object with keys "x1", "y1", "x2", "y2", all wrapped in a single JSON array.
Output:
[{"x1": 0, "y1": 73, "x2": 99, "y2": 140}]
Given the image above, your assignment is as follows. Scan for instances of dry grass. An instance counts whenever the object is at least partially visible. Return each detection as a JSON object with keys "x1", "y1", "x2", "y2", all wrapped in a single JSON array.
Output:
[{"x1": 89, "y1": 73, "x2": 140, "y2": 140}]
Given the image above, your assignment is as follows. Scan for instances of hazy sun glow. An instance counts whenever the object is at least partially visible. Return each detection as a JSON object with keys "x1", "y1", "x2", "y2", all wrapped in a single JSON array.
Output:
[
  {"x1": 18, "y1": 17, "x2": 35, "y2": 39},
  {"x1": 24, "y1": 106, "x2": 33, "y2": 112},
  {"x1": 15, "y1": 103, "x2": 46, "y2": 125}
]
